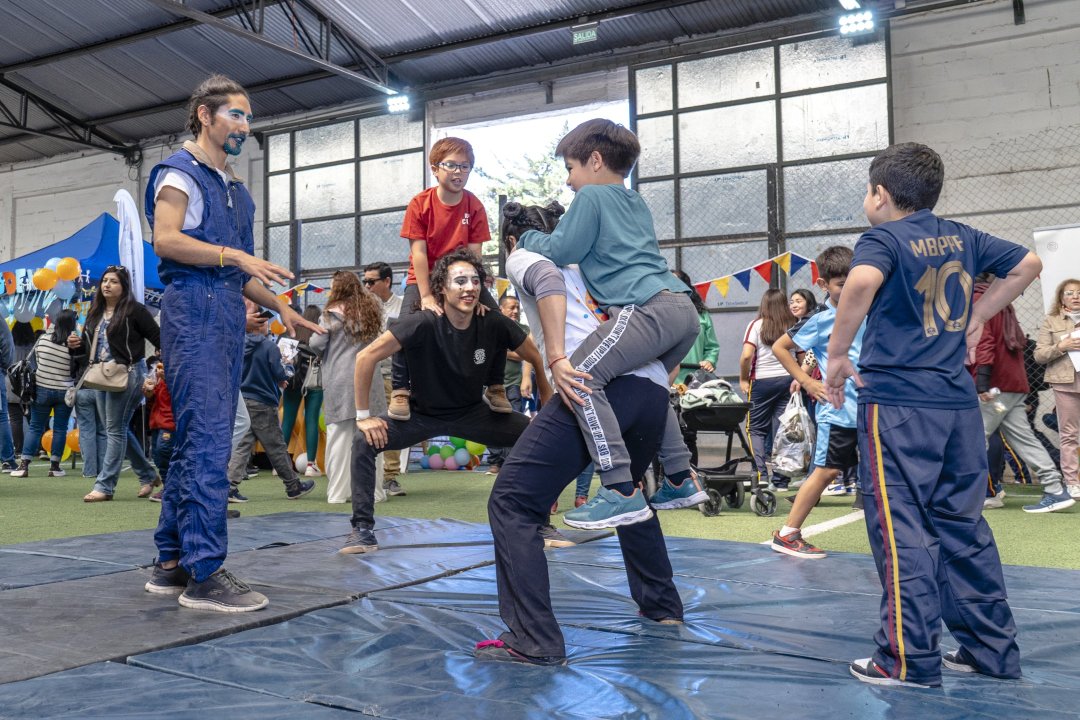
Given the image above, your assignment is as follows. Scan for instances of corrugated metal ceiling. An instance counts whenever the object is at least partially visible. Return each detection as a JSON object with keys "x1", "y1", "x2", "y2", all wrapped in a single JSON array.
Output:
[{"x1": 0, "y1": 0, "x2": 905, "y2": 166}]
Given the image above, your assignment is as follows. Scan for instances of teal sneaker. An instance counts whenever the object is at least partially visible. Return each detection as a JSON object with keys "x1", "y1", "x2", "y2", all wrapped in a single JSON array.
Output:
[
  {"x1": 563, "y1": 486, "x2": 653, "y2": 529},
  {"x1": 649, "y1": 472, "x2": 708, "y2": 510}
]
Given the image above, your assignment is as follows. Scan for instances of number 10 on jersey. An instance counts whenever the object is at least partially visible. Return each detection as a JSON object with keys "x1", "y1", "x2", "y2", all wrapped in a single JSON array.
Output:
[{"x1": 914, "y1": 260, "x2": 973, "y2": 337}]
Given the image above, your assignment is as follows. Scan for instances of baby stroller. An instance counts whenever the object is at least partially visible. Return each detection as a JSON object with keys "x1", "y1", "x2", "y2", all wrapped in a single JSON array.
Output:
[{"x1": 649, "y1": 378, "x2": 777, "y2": 517}]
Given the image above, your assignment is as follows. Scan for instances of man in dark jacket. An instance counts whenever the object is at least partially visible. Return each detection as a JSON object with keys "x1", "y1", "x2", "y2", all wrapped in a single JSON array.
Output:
[
  {"x1": 969, "y1": 278, "x2": 1074, "y2": 513},
  {"x1": 224, "y1": 298, "x2": 315, "y2": 502}
]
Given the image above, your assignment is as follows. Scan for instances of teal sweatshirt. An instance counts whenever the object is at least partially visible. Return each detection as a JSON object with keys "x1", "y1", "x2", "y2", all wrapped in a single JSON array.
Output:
[{"x1": 519, "y1": 184, "x2": 689, "y2": 308}]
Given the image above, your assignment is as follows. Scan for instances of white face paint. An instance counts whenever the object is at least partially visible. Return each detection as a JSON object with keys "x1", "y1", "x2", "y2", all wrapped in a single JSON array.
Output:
[{"x1": 443, "y1": 262, "x2": 481, "y2": 312}]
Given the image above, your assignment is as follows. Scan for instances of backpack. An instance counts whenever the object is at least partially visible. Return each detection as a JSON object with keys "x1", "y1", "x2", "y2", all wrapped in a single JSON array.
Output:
[{"x1": 7, "y1": 352, "x2": 37, "y2": 409}]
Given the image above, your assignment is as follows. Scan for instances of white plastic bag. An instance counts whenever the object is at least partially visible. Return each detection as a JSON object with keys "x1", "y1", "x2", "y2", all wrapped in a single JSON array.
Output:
[{"x1": 772, "y1": 392, "x2": 815, "y2": 476}]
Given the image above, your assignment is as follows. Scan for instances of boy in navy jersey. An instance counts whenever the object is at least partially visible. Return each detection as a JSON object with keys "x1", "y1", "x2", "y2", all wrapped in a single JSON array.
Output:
[{"x1": 826, "y1": 143, "x2": 1040, "y2": 689}]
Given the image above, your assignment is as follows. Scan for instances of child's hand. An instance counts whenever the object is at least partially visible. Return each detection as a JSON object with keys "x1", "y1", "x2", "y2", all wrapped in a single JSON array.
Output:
[
  {"x1": 803, "y1": 378, "x2": 828, "y2": 402},
  {"x1": 739, "y1": 379, "x2": 750, "y2": 396},
  {"x1": 421, "y1": 294, "x2": 444, "y2": 317}
]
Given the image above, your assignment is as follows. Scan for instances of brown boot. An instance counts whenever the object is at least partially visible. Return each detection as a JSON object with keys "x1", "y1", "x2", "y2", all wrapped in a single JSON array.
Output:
[
  {"x1": 388, "y1": 389, "x2": 411, "y2": 421},
  {"x1": 485, "y1": 385, "x2": 513, "y2": 414}
]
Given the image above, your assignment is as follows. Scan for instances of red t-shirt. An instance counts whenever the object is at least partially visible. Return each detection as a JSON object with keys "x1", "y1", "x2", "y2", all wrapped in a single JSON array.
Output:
[
  {"x1": 401, "y1": 187, "x2": 490, "y2": 285},
  {"x1": 149, "y1": 378, "x2": 175, "y2": 431}
]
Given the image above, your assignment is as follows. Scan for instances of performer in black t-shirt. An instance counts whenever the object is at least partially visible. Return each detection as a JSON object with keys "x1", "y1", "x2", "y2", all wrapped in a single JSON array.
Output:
[{"x1": 341, "y1": 248, "x2": 551, "y2": 553}]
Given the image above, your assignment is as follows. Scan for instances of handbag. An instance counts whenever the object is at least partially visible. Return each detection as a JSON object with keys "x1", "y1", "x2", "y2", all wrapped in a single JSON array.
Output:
[
  {"x1": 302, "y1": 356, "x2": 322, "y2": 394},
  {"x1": 78, "y1": 328, "x2": 130, "y2": 393}
]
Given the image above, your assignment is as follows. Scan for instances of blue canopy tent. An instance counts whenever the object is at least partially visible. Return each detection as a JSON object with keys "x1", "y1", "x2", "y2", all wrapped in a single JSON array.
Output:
[{"x1": 0, "y1": 212, "x2": 163, "y2": 289}]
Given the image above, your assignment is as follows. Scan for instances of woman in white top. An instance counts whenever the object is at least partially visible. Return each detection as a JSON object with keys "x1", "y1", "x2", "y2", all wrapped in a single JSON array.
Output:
[
  {"x1": 739, "y1": 289, "x2": 796, "y2": 490},
  {"x1": 10, "y1": 309, "x2": 77, "y2": 478}
]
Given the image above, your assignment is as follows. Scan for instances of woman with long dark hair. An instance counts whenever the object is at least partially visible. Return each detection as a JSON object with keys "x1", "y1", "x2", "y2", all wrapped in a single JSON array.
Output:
[
  {"x1": 309, "y1": 271, "x2": 385, "y2": 503},
  {"x1": 10, "y1": 310, "x2": 77, "y2": 478},
  {"x1": 739, "y1": 288, "x2": 796, "y2": 491},
  {"x1": 69, "y1": 266, "x2": 161, "y2": 502}
]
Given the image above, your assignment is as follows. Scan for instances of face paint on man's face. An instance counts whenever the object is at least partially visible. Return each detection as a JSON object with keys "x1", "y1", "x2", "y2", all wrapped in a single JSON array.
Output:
[
  {"x1": 217, "y1": 106, "x2": 252, "y2": 156},
  {"x1": 448, "y1": 265, "x2": 481, "y2": 290}
]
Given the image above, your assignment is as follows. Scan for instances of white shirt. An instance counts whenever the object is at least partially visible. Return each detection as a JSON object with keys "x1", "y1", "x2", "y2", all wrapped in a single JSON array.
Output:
[
  {"x1": 743, "y1": 318, "x2": 792, "y2": 380},
  {"x1": 154, "y1": 166, "x2": 229, "y2": 231},
  {"x1": 506, "y1": 249, "x2": 668, "y2": 389}
]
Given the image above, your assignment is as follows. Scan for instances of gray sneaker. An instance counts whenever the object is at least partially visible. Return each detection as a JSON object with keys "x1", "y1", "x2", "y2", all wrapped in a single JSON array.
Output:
[
  {"x1": 178, "y1": 568, "x2": 268, "y2": 612},
  {"x1": 340, "y1": 526, "x2": 378, "y2": 554},
  {"x1": 539, "y1": 524, "x2": 575, "y2": 549},
  {"x1": 384, "y1": 479, "x2": 406, "y2": 496},
  {"x1": 144, "y1": 562, "x2": 189, "y2": 595}
]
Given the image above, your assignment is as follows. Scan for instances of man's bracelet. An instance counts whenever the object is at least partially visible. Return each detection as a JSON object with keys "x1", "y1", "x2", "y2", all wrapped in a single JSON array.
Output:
[
  {"x1": 218, "y1": 245, "x2": 227, "y2": 267},
  {"x1": 355, "y1": 409, "x2": 370, "y2": 420},
  {"x1": 547, "y1": 355, "x2": 567, "y2": 370}
]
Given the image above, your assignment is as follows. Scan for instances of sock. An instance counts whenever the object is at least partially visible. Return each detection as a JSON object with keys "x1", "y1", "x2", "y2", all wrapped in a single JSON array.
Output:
[
  {"x1": 780, "y1": 525, "x2": 799, "y2": 538},
  {"x1": 667, "y1": 469, "x2": 692, "y2": 485},
  {"x1": 607, "y1": 481, "x2": 635, "y2": 496}
]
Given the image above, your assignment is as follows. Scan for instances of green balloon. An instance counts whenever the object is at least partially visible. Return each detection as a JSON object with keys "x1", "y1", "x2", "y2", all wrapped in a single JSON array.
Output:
[
  {"x1": 318, "y1": 413, "x2": 326, "y2": 432},
  {"x1": 449, "y1": 436, "x2": 467, "y2": 449},
  {"x1": 464, "y1": 440, "x2": 486, "y2": 456},
  {"x1": 426, "y1": 445, "x2": 441, "y2": 456},
  {"x1": 439, "y1": 445, "x2": 455, "y2": 459}
]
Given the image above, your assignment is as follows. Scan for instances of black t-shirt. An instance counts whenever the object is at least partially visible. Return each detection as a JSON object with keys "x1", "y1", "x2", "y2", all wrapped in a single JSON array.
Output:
[{"x1": 390, "y1": 310, "x2": 527, "y2": 418}]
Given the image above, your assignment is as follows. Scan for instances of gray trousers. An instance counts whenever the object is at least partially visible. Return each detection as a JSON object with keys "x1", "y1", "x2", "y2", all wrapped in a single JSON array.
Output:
[
  {"x1": 982, "y1": 391, "x2": 1064, "y2": 495},
  {"x1": 568, "y1": 292, "x2": 698, "y2": 487},
  {"x1": 227, "y1": 398, "x2": 300, "y2": 490}
]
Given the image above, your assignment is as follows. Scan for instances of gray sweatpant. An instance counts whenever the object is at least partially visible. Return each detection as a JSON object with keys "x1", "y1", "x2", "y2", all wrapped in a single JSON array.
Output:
[
  {"x1": 981, "y1": 391, "x2": 1065, "y2": 496},
  {"x1": 227, "y1": 398, "x2": 301, "y2": 491},
  {"x1": 568, "y1": 292, "x2": 698, "y2": 487}
]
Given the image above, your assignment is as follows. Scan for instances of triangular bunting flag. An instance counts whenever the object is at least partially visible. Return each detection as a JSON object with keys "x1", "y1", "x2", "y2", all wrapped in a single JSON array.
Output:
[
  {"x1": 733, "y1": 269, "x2": 752, "y2": 291},
  {"x1": 789, "y1": 253, "x2": 809, "y2": 276},
  {"x1": 495, "y1": 277, "x2": 512, "y2": 299},
  {"x1": 810, "y1": 261, "x2": 820, "y2": 285},
  {"x1": 693, "y1": 282, "x2": 710, "y2": 303},
  {"x1": 753, "y1": 260, "x2": 772, "y2": 284},
  {"x1": 775, "y1": 252, "x2": 791, "y2": 274},
  {"x1": 713, "y1": 277, "x2": 731, "y2": 298}
]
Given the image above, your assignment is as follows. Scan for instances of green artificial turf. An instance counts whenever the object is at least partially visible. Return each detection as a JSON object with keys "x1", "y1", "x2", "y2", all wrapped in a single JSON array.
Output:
[{"x1": 1, "y1": 465, "x2": 1077, "y2": 570}]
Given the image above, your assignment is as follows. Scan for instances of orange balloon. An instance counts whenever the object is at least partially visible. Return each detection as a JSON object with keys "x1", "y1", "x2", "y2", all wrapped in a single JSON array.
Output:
[
  {"x1": 2, "y1": 271, "x2": 14, "y2": 295},
  {"x1": 33, "y1": 268, "x2": 58, "y2": 291},
  {"x1": 270, "y1": 320, "x2": 286, "y2": 335},
  {"x1": 55, "y1": 257, "x2": 81, "y2": 281},
  {"x1": 41, "y1": 429, "x2": 53, "y2": 454},
  {"x1": 67, "y1": 428, "x2": 80, "y2": 453}
]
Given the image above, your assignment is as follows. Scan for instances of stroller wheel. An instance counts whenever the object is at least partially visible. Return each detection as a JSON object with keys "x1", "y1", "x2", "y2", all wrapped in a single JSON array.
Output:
[
  {"x1": 698, "y1": 488, "x2": 723, "y2": 517},
  {"x1": 750, "y1": 490, "x2": 777, "y2": 517},
  {"x1": 725, "y1": 480, "x2": 745, "y2": 510}
]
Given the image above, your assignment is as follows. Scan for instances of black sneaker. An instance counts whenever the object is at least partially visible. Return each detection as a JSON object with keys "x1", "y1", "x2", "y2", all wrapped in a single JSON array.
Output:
[
  {"x1": 340, "y1": 526, "x2": 378, "y2": 554},
  {"x1": 384, "y1": 479, "x2": 406, "y2": 496},
  {"x1": 942, "y1": 649, "x2": 979, "y2": 674},
  {"x1": 851, "y1": 489, "x2": 864, "y2": 511},
  {"x1": 178, "y1": 568, "x2": 268, "y2": 612},
  {"x1": 144, "y1": 562, "x2": 189, "y2": 595},
  {"x1": 539, "y1": 524, "x2": 575, "y2": 548},
  {"x1": 10, "y1": 459, "x2": 29, "y2": 478},
  {"x1": 48, "y1": 462, "x2": 66, "y2": 477},
  {"x1": 286, "y1": 479, "x2": 315, "y2": 499},
  {"x1": 245, "y1": 464, "x2": 259, "y2": 477},
  {"x1": 1, "y1": 460, "x2": 18, "y2": 472},
  {"x1": 474, "y1": 639, "x2": 566, "y2": 666},
  {"x1": 227, "y1": 509, "x2": 241, "y2": 519},
  {"x1": 849, "y1": 657, "x2": 938, "y2": 688},
  {"x1": 228, "y1": 488, "x2": 248, "y2": 503}
]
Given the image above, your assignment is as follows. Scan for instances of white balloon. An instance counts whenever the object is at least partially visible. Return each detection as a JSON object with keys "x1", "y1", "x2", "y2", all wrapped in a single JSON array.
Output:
[{"x1": 294, "y1": 452, "x2": 308, "y2": 472}]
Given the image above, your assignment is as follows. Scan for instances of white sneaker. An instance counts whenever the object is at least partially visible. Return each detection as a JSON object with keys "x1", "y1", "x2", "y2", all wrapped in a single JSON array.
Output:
[
  {"x1": 1068, "y1": 485, "x2": 1080, "y2": 500},
  {"x1": 304, "y1": 462, "x2": 322, "y2": 477},
  {"x1": 822, "y1": 483, "x2": 846, "y2": 496},
  {"x1": 983, "y1": 492, "x2": 1005, "y2": 509}
]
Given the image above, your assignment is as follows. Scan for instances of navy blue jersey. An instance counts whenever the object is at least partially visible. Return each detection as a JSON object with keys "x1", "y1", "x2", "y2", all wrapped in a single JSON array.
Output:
[{"x1": 852, "y1": 209, "x2": 1028, "y2": 409}]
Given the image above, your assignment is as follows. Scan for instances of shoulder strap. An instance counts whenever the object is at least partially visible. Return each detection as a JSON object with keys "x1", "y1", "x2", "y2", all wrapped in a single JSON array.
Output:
[{"x1": 72, "y1": 329, "x2": 101, "y2": 394}]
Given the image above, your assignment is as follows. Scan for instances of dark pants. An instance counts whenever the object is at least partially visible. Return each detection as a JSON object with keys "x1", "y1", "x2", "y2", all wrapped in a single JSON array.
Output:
[
  {"x1": 484, "y1": 384, "x2": 523, "y2": 467},
  {"x1": 746, "y1": 375, "x2": 792, "y2": 483},
  {"x1": 859, "y1": 403, "x2": 1020, "y2": 685},
  {"x1": 154, "y1": 276, "x2": 245, "y2": 583},
  {"x1": 390, "y1": 284, "x2": 502, "y2": 391},
  {"x1": 227, "y1": 398, "x2": 300, "y2": 490},
  {"x1": 350, "y1": 403, "x2": 529, "y2": 530},
  {"x1": 489, "y1": 375, "x2": 683, "y2": 658},
  {"x1": 152, "y1": 428, "x2": 175, "y2": 479}
]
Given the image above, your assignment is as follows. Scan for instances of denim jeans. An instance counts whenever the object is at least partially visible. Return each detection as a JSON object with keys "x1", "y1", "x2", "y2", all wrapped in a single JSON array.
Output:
[
  {"x1": 152, "y1": 428, "x2": 176, "y2": 480},
  {"x1": 76, "y1": 388, "x2": 106, "y2": 477},
  {"x1": 0, "y1": 380, "x2": 16, "y2": 463},
  {"x1": 21, "y1": 387, "x2": 73, "y2": 462},
  {"x1": 575, "y1": 462, "x2": 595, "y2": 498},
  {"x1": 93, "y1": 359, "x2": 149, "y2": 495}
]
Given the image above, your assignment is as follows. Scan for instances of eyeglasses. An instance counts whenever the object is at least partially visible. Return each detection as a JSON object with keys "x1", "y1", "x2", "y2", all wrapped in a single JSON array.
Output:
[
  {"x1": 1064, "y1": 290, "x2": 1080, "y2": 297},
  {"x1": 436, "y1": 161, "x2": 472, "y2": 173}
]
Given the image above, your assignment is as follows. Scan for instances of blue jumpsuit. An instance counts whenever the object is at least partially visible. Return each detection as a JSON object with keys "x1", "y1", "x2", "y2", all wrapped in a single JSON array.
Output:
[{"x1": 145, "y1": 145, "x2": 252, "y2": 583}]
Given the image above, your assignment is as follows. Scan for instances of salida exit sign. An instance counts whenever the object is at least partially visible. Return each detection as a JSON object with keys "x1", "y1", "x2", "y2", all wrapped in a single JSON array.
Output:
[{"x1": 572, "y1": 22, "x2": 597, "y2": 45}]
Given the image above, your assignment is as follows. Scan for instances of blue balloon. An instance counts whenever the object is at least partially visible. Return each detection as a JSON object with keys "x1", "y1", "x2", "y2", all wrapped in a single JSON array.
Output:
[
  {"x1": 44, "y1": 257, "x2": 62, "y2": 271},
  {"x1": 52, "y1": 280, "x2": 76, "y2": 300},
  {"x1": 453, "y1": 448, "x2": 471, "y2": 466},
  {"x1": 419, "y1": 456, "x2": 430, "y2": 469}
]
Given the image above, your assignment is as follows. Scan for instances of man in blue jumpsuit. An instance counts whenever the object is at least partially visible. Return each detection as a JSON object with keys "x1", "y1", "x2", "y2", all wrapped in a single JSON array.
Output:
[
  {"x1": 826, "y1": 143, "x2": 1038, "y2": 688},
  {"x1": 142, "y1": 75, "x2": 321, "y2": 612}
]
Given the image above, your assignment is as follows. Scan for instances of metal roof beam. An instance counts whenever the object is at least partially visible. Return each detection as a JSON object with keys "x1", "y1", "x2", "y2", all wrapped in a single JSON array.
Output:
[
  {"x1": 144, "y1": 0, "x2": 395, "y2": 95},
  {"x1": 0, "y1": 1, "x2": 288, "y2": 75},
  {"x1": 0, "y1": 78, "x2": 131, "y2": 156}
]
